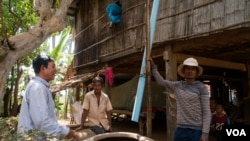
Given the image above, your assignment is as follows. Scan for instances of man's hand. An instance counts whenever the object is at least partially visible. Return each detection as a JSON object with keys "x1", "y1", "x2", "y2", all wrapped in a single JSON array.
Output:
[{"x1": 149, "y1": 57, "x2": 156, "y2": 66}]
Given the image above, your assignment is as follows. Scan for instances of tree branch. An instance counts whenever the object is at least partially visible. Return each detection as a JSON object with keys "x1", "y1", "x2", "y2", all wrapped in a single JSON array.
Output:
[
  {"x1": 0, "y1": 0, "x2": 5, "y2": 38},
  {"x1": 0, "y1": 0, "x2": 74, "y2": 106},
  {"x1": 34, "y1": 0, "x2": 52, "y2": 25},
  {"x1": 8, "y1": 0, "x2": 22, "y2": 34}
]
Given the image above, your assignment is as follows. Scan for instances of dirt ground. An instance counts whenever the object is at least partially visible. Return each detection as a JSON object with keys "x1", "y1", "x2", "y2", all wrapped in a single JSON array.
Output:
[
  {"x1": 111, "y1": 118, "x2": 167, "y2": 141},
  {"x1": 60, "y1": 112, "x2": 167, "y2": 141},
  {"x1": 61, "y1": 113, "x2": 217, "y2": 141}
]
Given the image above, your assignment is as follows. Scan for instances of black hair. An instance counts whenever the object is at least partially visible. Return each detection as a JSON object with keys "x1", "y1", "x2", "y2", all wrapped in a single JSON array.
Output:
[
  {"x1": 32, "y1": 54, "x2": 54, "y2": 74},
  {"x1": 92, "y1": 76, "x2": 104, "y2": 84}
]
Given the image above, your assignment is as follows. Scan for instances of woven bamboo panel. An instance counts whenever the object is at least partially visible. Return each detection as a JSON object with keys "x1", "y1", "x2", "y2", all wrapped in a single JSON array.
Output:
[
  {"x1": 194, "y1": 0, "x2": 215, "y2": 7},
  {"x1": 225, "y1": 0, "x2": 245, "y2": 27},
  {"x1": 73, "y1": 0, "x2": 250, "y2": 69},
  {"x1": 210, "y1": 1, "x2": 224, "y2": 30},
  {"x1": 155, "y1": 0, "x2": 250, "y2": 43},
  {"x1": 193, "y1": 5, "x2": 211, "y2": 34},
  {"x1": 73, "y1": 0, "x2": 146, "y2": 68}
]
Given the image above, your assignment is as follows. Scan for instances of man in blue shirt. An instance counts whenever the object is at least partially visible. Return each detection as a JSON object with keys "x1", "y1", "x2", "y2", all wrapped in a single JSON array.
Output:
[{"x1": 17, "y1": 54, "x2": 80, "y2": 140}]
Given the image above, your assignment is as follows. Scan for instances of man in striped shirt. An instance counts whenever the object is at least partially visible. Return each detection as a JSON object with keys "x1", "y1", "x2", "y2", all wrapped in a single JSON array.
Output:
[{"x1": 151, "y1": 57, "x2": 211, "y2": 141}]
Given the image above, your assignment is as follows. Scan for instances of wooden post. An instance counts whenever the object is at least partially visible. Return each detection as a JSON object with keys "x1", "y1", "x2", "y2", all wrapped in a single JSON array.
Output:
[
  {"x1": 146, "y1": 0, "x2": 152, "y2": 137},
  {"x1": 163, "y1": 46, "x2": 177, "y2": 141},
  {"x1": 74, "y1": 85, "x2": 80, "y2": 101},
  {"x1": 244, "y1": 61, "x2": 250, "y2": 124}
]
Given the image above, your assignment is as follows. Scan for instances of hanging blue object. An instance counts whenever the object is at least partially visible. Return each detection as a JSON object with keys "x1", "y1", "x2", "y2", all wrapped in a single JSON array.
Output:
[{"x1": 106, "y1": 2, "x2": 122, "y2": 24}]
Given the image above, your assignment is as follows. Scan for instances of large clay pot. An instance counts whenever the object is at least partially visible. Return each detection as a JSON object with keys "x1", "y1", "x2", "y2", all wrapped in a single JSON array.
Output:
[{"x1": 84, "y1": 132, "x2": 154, "y2": 141}]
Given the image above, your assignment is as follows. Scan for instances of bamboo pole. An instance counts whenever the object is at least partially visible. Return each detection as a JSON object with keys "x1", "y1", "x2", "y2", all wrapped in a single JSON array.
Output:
[
  {"x1": 146, "y1": 0, "x2": 152, "y2": 137},
  {"x1": 132, "y1": 0, "x2": 161, "y2": 122}
]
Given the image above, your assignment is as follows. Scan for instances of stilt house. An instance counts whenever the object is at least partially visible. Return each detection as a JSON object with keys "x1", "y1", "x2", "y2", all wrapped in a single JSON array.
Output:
[{"x1": 67, "y1": 0, "x2": 250, "y2": 136}]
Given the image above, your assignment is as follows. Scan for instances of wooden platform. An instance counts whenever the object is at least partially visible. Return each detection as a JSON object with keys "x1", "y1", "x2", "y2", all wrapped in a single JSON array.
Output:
[{"x1": 111, "y1": 109, "x2": 155, "y2": 135}]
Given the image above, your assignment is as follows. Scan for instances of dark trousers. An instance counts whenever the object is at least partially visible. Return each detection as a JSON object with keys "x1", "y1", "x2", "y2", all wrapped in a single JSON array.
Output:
[
  {"x1": 174, "y1": 127, "x2": 202, "y2": 141},
  {"x1": 209, "y1": 130, "x2": 222, "y2": 141},
  {"x1": 91, "y1": 126, "x2": 106, "y2": 134}
]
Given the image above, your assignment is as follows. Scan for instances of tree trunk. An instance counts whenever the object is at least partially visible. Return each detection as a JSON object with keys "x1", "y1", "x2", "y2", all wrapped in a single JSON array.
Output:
[
  {"x1": 3, "y1": 88, "x2": 11, "y2": 117},
  {"x1": 3, "y1": 67, "x2": 15, "y2": 117},
  {"x1": 10, "y1": 61, "x2": 23, "y2": 116},
  {"x1": 0, "y1": 0, "x2": 74, "y2": 107}
]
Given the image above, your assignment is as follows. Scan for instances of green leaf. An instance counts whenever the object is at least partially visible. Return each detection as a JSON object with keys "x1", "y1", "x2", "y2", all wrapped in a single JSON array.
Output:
[{"x1": 50, "y1": 27, "x2": 71, "y2": 61}]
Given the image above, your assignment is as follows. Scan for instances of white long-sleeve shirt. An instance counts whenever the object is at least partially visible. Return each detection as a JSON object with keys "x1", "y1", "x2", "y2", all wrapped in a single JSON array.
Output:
[{"x1": 17, "y1": 76, "x2": 69, "y2": 138}]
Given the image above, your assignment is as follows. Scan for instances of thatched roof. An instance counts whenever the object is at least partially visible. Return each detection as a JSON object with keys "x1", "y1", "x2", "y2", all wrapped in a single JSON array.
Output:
[{"x1": 51, "y1": 69, "x2": 104, "y2": 93}]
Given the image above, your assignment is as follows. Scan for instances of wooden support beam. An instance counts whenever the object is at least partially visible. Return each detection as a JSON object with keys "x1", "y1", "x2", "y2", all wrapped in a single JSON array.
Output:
[
  {"x1": 113, "y1": 68, "x2": 139, "y2": 74},
  {"x1": 176, "y1": 53, "x2": 246, "y2": 71},
  {"x1": 146, "y1": 0, "x2": 152, "y2": 135},
  {"x1": 244, "y1": 61, "x2": 250, "y2": 124},
  {"x1": 164, "y1": 46, "x2": 177, "y2": 141},
  {"x1": 114, "y1": 68, "x2": 166, "y2": 77}
]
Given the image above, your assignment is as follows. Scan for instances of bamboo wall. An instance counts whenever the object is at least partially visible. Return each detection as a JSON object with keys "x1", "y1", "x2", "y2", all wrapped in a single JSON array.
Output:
[
  {"x1": 74, "y1": 0, "x2": 146, "y2": 69},
  {"x1": 74, "y1": 0, "x2": 250, "y2": 68},
  {"x1": 155, "y1": 0, "x2": 250, "y2": 43}
]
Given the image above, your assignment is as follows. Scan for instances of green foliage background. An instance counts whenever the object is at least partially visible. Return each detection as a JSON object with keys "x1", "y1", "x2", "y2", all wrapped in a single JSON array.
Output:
[
  {"x1": 1, "y1": 0, "x2": 75, "y2": 139},
  {"x1": 1, "y1": 0, "x2": 38, "y2": 38}
]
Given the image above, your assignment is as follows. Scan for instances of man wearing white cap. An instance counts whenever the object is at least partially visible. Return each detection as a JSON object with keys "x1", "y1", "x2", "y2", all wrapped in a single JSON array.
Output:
[{"x1": 150, "y1": 57, "x2": 211, "y2": 141}]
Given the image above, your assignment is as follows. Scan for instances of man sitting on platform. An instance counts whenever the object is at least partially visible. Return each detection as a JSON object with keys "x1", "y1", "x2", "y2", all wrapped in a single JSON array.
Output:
[{"x1": 76, "y1": 76, "x2": 113, "y2": 134}]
